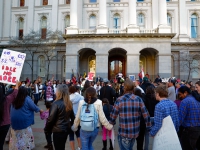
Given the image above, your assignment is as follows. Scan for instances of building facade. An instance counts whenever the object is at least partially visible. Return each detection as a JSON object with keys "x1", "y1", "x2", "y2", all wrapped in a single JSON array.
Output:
[{"x1": 0, "y1": 0, "x2": 200, "y2": 81}]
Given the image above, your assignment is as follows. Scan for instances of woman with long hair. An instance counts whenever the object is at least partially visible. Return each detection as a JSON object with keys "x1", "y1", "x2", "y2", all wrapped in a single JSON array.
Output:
[
  {"x1": 81, "y1": 80, "x2": 91, "y2": 97},
  {"x1": 0, "y1": 82, "x2": 19, "y2": 150},
  {"x1": 44, "y1": 84, "x2": 75, "y2": 150},
  {"x1": 9, "y1": 86, "x2": 42, "y2": 150},
  {"x1": 72, "y1": 87, "x2": 113, "y2": 150}
]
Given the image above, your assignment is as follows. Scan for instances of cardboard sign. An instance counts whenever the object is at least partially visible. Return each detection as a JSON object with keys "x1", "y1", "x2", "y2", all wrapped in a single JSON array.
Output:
[
  {"x1": 88, "y1": 72, "x2": 94, "y2": 81},
  {"x1": 0, "y1": 49, "x2": 26, "y2": 85},
  {"x1": 152, "y1": 116, "x2": 182, "y2": 150},
  {"x1": 129, "y1": 75, "x2": 135, "y2": 81}
]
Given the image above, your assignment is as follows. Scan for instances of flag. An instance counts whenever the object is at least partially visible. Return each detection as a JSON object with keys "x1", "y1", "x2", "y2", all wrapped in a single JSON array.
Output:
[{"x1": 71, "y1": 69, "x2": 74, "y2": 80}]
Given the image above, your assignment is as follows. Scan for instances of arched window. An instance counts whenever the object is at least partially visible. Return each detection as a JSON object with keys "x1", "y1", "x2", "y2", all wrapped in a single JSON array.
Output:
[
  {"x1": 38, "y1": 56, "x2": 45, "y2": 77},
  {"x1": 18, "y1": 18, "x2": 24, "y2": 40},
  {"x1": 90, "y1": 0, "x2": 97, "y2": 2},
  {"x1": 89, "y1": 15, "x2": 96, "y2": 29},
  {"x1": 20, "y1": 0, "x2": 25, "y2": 7},
  {"x1": 66, "y1": 0, "x2": 70, "y2": 4},
  {"x1": 167, "y1": 13, "x2": 172, "y2": 26},
  {"x1": 113, "y1": 13, "x2": 120, "y2": 29},
  {"x1": 88, "y1": 56, "x2": 96, "y2": 74},
  {"x1": 43, "y1": 0, "x2": 48, "y2": 5},
  {"x1": 137, "y1": 13, "x2": 145, "y2": 29},
  {"x1": 41, "y1": 16, "x2": 47, "y2": 39},
  {"x1": 191, "y1": 14, "x2": 198, "y2": 38}
]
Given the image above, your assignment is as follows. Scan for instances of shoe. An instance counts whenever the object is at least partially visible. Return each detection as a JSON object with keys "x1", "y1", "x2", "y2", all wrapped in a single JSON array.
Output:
[
  {"x1": 76, "y1": 147, "x2": 81, "y2": 150},
  {"x1": 44, "y1": 145, "x2": 49, "y2": 149}
]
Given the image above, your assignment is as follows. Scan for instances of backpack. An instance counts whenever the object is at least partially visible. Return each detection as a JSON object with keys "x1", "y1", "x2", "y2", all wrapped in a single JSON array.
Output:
[{"x1": 80, "y1": 102, "x2": 98, "y2": 131}]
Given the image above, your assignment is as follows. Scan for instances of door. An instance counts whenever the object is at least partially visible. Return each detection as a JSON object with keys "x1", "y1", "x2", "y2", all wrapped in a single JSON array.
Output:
[{"x1": 109, "y1": 57, "x2": 125, "y2": 80}]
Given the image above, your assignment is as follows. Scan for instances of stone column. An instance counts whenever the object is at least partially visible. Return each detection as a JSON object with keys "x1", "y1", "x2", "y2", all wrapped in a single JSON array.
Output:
[
  {"x1": 0, "y1": 0, "x2": 3, "y2": 39},
  {"x1": 65, "y1": 54, "x2": 79, "y2": 79},
  {"x1": 51, "y1": 0, "x2": 58, "y2": 31},
  {"x1": 178, "y1": 0, "x2": 189, "y2": 42},
  {"x1": 96, "y1": 0, "x2": 108, "y2": 34},
  {"x1": 67, "y1": 0, "x2": 78, "y2": 34},
  {"x1": 157, "y1": 54, "x2": 171, "y2": 78},
  {"x1": 127, "y1": 0, "x2": 139, "y2": 33},
  {"x1": 95, "y1": 53, "x2": 108, "y2": 79},
  {"x1": 158, "y1": 0, "x2": 170, "y2": 33},
  {"x1": 126, "y1": 54, "x2": 140, "y2": 76},
  {"x1": 152, "y1": 0, "x2": 159, "y2": 29},
  {"x1": 27, "y1": 0, "x2": 34, "y2": 33},
  {"x1": 2, "y1": 0, "x2": 12, "y2": 40}
]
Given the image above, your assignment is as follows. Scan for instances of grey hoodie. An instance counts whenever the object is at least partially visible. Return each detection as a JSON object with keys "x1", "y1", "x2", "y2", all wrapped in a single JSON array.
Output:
[{"x1": 70, "y1": 92, "x2": 84, "y2": 115}]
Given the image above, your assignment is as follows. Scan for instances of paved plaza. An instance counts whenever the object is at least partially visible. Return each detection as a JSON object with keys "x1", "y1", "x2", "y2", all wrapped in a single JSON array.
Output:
[{"x1": 3, "y1": 100, "x2": 153, "y2": 150}]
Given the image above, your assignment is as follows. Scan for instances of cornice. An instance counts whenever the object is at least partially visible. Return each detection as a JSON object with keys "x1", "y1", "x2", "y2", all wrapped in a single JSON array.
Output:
[
  {"x1": 172, "y1": 42, "x2": 200, "y2": 46},
  {"x1": 63, "y1": 33, "x2": 176, "y2": 40}
]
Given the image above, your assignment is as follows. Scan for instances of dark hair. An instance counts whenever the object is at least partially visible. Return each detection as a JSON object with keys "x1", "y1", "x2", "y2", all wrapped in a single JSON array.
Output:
[
  {"x1": 82, "y1": 80, "x2": 91, "y2": 93},
  {"x1": 195, "y1": 81, "x2": 200, "y2": 86},
  {"x1": 75, "y1": 86, "x2": 80, "y2": 92},
  {"x1": 102, "y1": 98, "x2": 109, "y2": 104},
  {"x1": 45, "y1": 101, "x2": 52, "y2": 109},
  {"x1": 69, "y1": 86, "x2": 76, "y2": 94},
  {"x1": 12, "y1": 86, "x2": 28, "y2": 109},
  {"x1": 0, "y1": 84, "x2": 6, "y2": 123},
  {"x1": 178, "y1": 86, "x2": 191, "y2": 95},
  {"x1": 155, "y1": 85, "x2": 168, "y2": 98},
  {"x1": 134, "y1": 88, "x2": 142, "y2": 97},
  {"x1": 85, "y1": 87, "x2": 97, "y2": 104},
  {"x1": 124, "y1": 78, "x2": 134, "y2": 92}
]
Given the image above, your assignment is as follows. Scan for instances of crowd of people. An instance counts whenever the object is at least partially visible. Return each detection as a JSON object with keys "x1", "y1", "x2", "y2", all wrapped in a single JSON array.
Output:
[{"x1": 0, "y1": 74, "x2": 200, "y2": 150}]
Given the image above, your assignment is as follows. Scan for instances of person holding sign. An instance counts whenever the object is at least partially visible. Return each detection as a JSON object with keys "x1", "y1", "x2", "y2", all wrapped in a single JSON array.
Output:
[{"x1": 150, "y1": 85, "x2": 179, "y2": 137}]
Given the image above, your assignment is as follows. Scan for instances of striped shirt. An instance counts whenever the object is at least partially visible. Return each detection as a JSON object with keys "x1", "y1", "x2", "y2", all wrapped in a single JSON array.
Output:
[
  {"x1": 179, "y1": 95, "x2": 200, "y2": 127},
  {"x1": 150, "y1": 99, "x2": 179, "y2": 136},
  {"x1": 109, "y1": 93, "x2": 151, "y2": 138}
]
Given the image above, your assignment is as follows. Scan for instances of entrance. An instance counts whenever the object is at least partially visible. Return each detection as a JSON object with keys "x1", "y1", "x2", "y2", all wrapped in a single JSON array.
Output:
[{"x1": 108, "y1": 56, "x2": 126, "y2": 80}]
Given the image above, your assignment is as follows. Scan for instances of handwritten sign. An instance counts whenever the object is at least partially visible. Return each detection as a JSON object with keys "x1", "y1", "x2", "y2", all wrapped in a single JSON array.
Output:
[
  {"x1": 152, "y1": 116, "x2": 182, "y2": 150},
  {"x1": 88, "y1": 72, "x2": 94, "y2": 81},
  {"x1": 0, "y1": 49, "x2": 26, "y2": 85}
]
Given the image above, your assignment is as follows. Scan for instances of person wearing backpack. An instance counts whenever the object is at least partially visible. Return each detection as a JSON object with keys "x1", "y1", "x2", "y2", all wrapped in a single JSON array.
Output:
[{"x1": 72, "y1": 87, "x2": 113, "y2": 150}]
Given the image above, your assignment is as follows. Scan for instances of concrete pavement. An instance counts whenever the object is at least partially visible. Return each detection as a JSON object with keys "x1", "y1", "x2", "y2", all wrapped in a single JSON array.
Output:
[{"x1": 3, "y1": 100, "x2": 153, "y2": 150}]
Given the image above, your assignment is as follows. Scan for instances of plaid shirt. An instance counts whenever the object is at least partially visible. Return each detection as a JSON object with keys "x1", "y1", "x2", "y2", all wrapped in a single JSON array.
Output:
[
  {"x1": 150, "y1": 99, "x2": 179, "y2": 136},
  {"x1": 179, "y1": 95, "x2": 200, "y2": 127},
  {"x1": 110, "y1": 93, "x2": 151, "y2": 138}
]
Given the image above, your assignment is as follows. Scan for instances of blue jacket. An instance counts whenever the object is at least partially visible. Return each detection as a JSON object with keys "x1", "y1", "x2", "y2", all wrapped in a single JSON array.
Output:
[{"x1": 11, "y1": 96, "x2": 40, "y2": 130}]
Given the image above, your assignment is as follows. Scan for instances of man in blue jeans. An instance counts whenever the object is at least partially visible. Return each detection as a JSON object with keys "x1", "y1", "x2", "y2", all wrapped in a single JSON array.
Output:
[{"x1": 110, "y1": 79, "x2": 151, "y2": 150}]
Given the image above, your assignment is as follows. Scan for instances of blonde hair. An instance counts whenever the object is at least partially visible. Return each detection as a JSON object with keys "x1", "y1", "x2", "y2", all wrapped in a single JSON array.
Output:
[{"x1": 56, "y1": 84, "x2": 72, "y2": 112}]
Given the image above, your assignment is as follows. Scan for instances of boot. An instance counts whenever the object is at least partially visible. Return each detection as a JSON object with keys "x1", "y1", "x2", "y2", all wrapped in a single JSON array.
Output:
[
  {"x1": 109, "y1": 139, "x2": 113, "y2": 150},
  {"x1": 48, "y1": 143, "x2": 54, "y2": 150},
  {"x1": 102, "y1": 140, "x2": 107, "y2": 150}
]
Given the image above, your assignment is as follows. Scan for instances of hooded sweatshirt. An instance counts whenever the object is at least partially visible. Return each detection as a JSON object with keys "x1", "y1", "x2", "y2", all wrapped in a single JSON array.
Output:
[{"x1": 70, "y1": 92, "x2": 84, "y2": 115}]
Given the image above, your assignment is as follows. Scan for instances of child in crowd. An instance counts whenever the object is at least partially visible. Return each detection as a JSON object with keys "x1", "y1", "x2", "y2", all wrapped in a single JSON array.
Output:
[
  {"x1": 40, "y1": 102, "x2": 53, "y2": 150},
  {"x1": 102, "y1": 98, "x2": 114, "y2": 150}
]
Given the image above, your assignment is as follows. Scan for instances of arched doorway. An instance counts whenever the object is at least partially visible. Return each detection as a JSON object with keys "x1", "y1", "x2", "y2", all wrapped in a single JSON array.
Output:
[
  {"x1": 108, "y1": 48, "x2": 127, "y2": 80},
  {"x1": 140, "y1": 48, "x2": 158, "y2": 80},
  {"x1": 79, "y1": 48, "x2": 96, "y2": 77}
]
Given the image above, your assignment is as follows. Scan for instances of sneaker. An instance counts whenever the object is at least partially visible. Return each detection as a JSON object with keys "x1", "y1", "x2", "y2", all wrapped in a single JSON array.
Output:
[{"x1": 76, "y1": 147, "x2": 81, "y2": 150}]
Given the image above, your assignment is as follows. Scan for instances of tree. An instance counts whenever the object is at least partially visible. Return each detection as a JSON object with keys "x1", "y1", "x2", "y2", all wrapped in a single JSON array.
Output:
[
  {"x1": 10, "y1": 29, "x2": 64, "y2": 81},
  {"x1": 172, "y1": 50, "x2": 200, "y2": 82},
  {"x1": 10, "y1": 30, "x2": 43, "y2": 81}
]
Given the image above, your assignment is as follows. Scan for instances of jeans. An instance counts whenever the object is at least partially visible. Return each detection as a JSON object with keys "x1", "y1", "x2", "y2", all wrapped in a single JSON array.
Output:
[
  {"x1": 0, "y1": 124, "x2": 10, "y2": 150},
  {"x1": 118, "y1": 135, "x2": 135, "y2": 150},
  {"x1": 80, "y1": 128, "x2": 99, "y2": 150},
  {"x1": 144, "y1": 117, "x2": 154, "y2": 150},
  {"x1": 53, "y1": 132, "x2": 69, "y2": 150},
  {"x1": 181, "y1": 127, "x2": 200, "y2": 150},
  {"x1": 45, "y1": 132, "x2": 52, "y2": 144},
  {"x1": 33, "y1": 93, "x2": 40, "y2": 105}
]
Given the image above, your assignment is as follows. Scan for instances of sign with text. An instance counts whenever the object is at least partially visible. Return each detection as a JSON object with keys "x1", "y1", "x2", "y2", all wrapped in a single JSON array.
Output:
[
  {"x1": 152, "y1": 116, "x2": 182, "y2": 150},
  {"x1": 88, "y1": 72, "x2": 94, "y2": 81},
  {"x1": 0, "y1": 49, "x2": 26, "y2": 85},
  {"x1": 129, "y1": 75, "x2": 135, "y2": 81}
]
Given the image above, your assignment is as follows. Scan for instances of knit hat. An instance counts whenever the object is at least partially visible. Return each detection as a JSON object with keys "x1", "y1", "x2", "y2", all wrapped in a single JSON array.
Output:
[{"x1": 143, "y1": 77, "x2": 148, "y2": 82}]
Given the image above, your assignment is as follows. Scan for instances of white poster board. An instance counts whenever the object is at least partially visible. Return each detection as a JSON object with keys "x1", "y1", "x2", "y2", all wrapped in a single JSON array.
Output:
[
  {"x1": 0, "y1": 49, "x2": 26, "y2": 85},
  {"x1": 152, "y1": 116, "x2": 182, "y2": 150}
]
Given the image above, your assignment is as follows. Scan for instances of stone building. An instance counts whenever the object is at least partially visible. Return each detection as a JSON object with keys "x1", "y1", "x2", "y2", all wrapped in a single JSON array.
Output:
[{"x1": 0, "y1": 0, "x2": 200, "y2": 81}]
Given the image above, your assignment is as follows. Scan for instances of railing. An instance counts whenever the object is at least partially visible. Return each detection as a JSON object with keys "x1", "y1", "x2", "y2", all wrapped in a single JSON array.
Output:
[
  {"x1": 139, "y1": 28, "x2": 158, "y2": 33},
  {"x1": 108, "y1": 29, "x2": 127, "y2": 34},
  {"x1": 78, "y1": 29, "x2": 96, "y2": 34}
]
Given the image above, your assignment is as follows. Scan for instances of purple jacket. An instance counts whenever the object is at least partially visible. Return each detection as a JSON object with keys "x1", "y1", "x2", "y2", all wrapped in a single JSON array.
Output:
[
  {"x1": 0, "y1": 89, "x2": 18, "y2": 126},
  {"x1": 174, "y1": 99, "x2": 182, "y2": 109}
]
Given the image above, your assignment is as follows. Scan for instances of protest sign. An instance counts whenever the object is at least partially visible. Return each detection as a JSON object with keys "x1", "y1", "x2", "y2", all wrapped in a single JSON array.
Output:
[
  {"x1": 0, "y1": 49, "x2": 26, "y2": 85},
  {"x1": 152, "y1": 116, "x2": 182, "y2": 150},
  {"x1": 88, "y1": 72, "x2": 94, "y2": 81},
  {"x1": 129, "y1": 75, "x2": 135, "y2": 81}
]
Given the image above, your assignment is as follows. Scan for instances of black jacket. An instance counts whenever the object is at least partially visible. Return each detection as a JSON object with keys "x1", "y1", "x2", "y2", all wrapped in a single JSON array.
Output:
[
  {"x1": 100, "y1": 86, "x2": 116, "y2": 105},
  {"x1": 44, "y1": 99, "x2": 74, "y2": 133}
]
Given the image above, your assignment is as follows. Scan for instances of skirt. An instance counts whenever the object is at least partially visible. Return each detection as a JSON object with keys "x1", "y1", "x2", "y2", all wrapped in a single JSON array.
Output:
[{"x1": 9, "y1": 126, "x2": 35, "y2": 150}]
